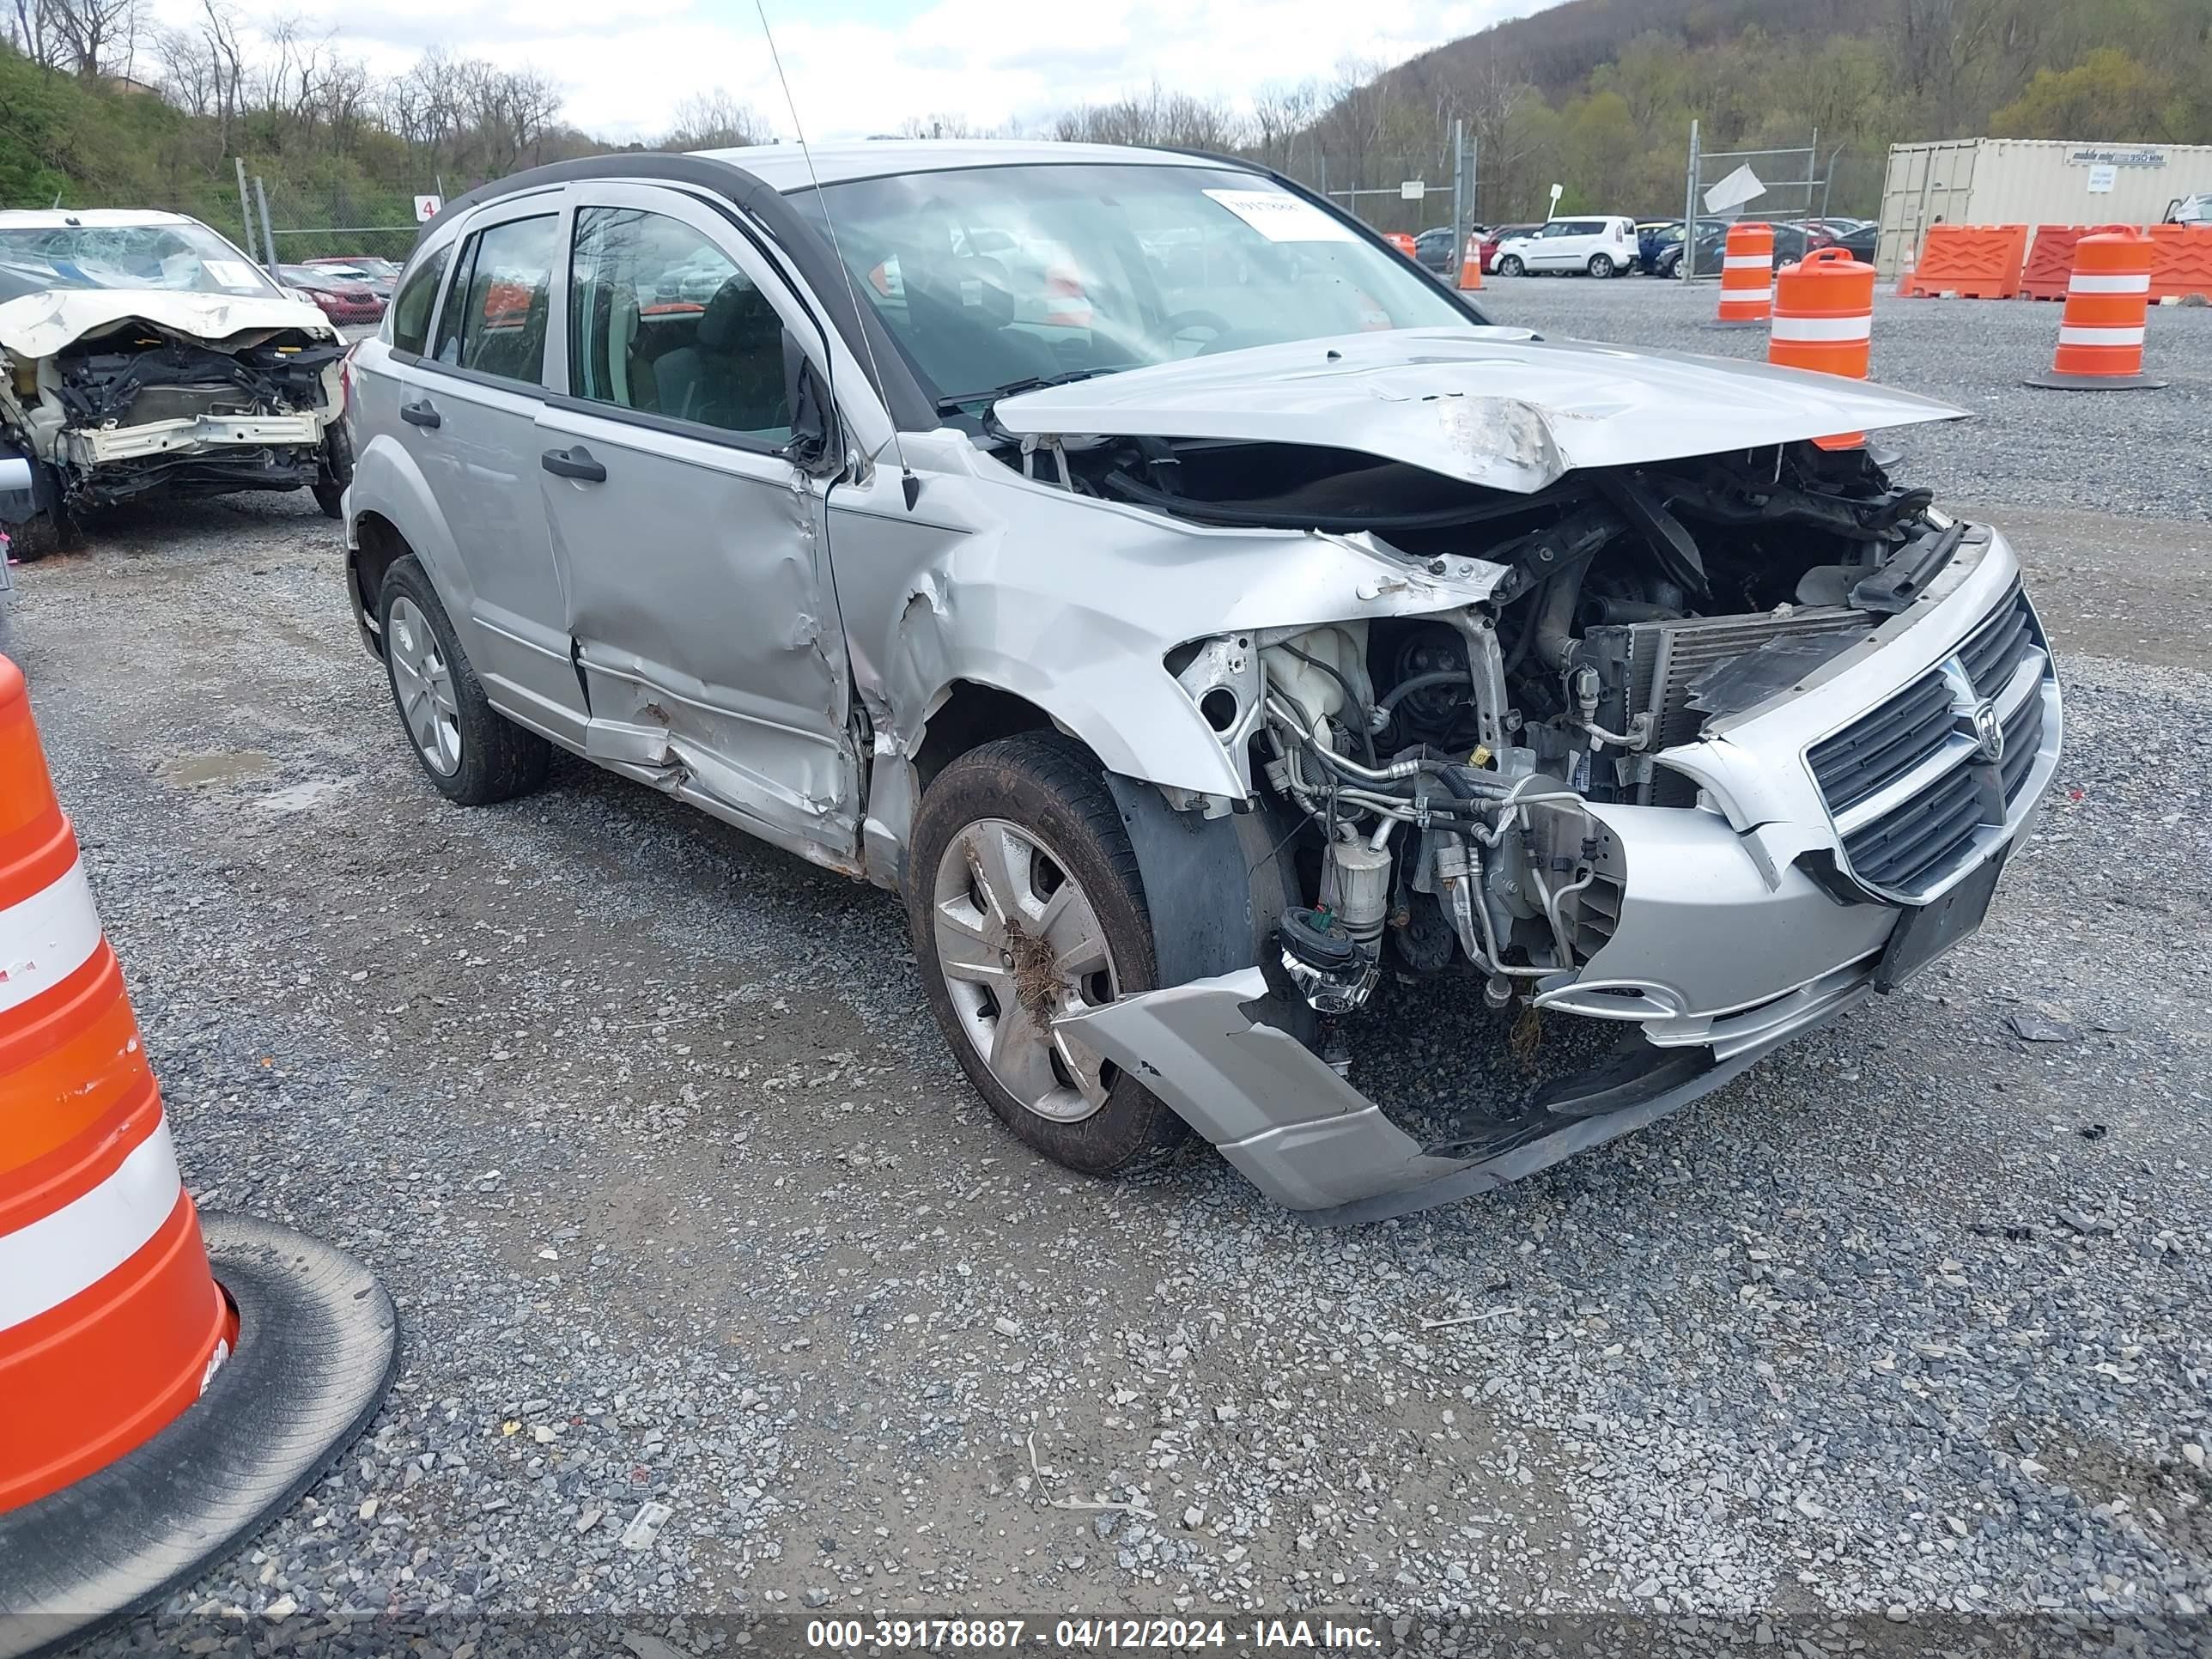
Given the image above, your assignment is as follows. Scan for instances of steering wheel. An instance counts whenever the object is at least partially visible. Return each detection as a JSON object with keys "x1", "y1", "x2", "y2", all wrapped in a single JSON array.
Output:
[{"x1": 1158, "y1": 308, "x2": 1236, "y2": 356}]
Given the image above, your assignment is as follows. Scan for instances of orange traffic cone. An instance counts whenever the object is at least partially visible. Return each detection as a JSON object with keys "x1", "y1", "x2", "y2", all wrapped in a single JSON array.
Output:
[
  {"x1": 2026, "y1": 228, "x2": 2166, "y2": 390},
  {"x1": 0, "y1": 653, "x2": 397, "y2": 1656},
  {"x1": 1769, "y1": 246, "x2": 1878, "y2": 448},
  {"x1": 1457, "y1": 235, "x2": 1484, "y2": 291}
]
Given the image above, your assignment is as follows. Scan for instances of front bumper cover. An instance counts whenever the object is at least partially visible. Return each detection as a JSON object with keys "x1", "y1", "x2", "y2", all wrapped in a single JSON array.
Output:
[{"x1": 1059, "y1": 526, "x2": 2063, "y2": 1224}]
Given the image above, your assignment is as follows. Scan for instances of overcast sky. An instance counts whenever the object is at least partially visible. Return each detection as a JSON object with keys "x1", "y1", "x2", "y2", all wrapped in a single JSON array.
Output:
[{"x1": 154, "y1": 0, "x2": 1545, "y2": 141}]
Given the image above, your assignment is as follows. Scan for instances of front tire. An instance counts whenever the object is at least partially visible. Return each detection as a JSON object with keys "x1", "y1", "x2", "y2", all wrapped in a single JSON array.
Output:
[
  {"x1": 1497, "y1": 254, "x2": 1525, "y2": 277},
  {"x1": 908, "y1": 732, "x2": 1188, "y2": 1177},
  {"x1": 376, "y1": 556, "x2": 550, "y2": 805},
  {"x1": 312, "y1": 422, "x2": 353, "y2": 520}
]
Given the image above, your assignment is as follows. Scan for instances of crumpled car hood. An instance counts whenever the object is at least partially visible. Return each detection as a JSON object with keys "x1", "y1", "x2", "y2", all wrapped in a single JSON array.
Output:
[
  {"x1": 994, "y1": 327, "x2": 1966, "y2": 495},
  {"x1": 0, "y1": 289, "x2": 337, "y2": 359}
]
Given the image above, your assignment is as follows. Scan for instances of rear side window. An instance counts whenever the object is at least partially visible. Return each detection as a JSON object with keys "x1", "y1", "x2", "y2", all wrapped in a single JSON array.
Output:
[
  {"x1": 428, "y1": 214, "x2": 557, "y2": 386},
  {"x1": 567, "y1": 205, "x2": 793, "y2": 441},
  {"x1": 388, "y1": 246, "x2": 449, "y2": 356}
]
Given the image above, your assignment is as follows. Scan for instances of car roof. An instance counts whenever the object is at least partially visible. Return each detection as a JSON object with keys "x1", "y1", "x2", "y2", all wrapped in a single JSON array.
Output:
[
  {"x1": 690, "y1": 138, "x2": 1243, "y2": 191},
  {"x1": 0, "y1": 208, "x2": 199, "y2": 229}
]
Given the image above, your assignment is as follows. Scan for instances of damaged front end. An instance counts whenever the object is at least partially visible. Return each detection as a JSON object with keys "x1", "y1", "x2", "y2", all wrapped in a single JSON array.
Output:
[
  {"x1": 3, "y1": 321, "x2": 342, "y2": 511},
  {"x1": 1024, "y1": 423, "x2": 2061, "y2": 1221}
]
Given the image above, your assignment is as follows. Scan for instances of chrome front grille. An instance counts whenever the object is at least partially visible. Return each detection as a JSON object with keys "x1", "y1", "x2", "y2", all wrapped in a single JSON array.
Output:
[
  {"x1": 1809, "y1": 586, "x2": 2053, "y2": 900},
  {"x1": 1999, "y1": 686, "x2": 2043, "y2": 805},
  {"x1": 1955, "y1": 586, "x2": 2033, "y2": 696},
  {"x1": 1842, "y1": 763, "x2": 1984, "y2": 890},
  {"x1": 1807, "y1": 670, "x2": 1954, "y2": 812}
]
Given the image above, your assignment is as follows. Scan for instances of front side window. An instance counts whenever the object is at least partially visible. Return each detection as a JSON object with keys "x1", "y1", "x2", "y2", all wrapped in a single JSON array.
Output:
[
  {"x1": 568, "y1": 206, "x2": 792, "y2": 441},
  {"x1": 388, "y1": 245, "x2": 449, "y2": 356},
  {"x1": 790, "y1": 163, "x2": 1472, "y2": 416},
  {"x1": 428, "y1": 214, "x2": 556, "y2": 386}
]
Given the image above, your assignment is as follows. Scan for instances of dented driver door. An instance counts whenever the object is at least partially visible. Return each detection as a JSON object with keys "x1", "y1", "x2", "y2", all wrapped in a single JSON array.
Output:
[{"x1": 536, "y1": 182, "x2": 860, "y2": 866}]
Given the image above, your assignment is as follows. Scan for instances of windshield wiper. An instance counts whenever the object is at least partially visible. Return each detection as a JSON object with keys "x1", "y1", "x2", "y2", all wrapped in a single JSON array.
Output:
[{"x1": 933, "y1": 364, "x2": 1133, "y2": 416}]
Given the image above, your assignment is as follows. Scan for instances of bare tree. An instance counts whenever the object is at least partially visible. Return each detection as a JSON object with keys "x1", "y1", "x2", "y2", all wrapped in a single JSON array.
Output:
[
  {"x1": 46, "y1": 0, "x2": 139, "y2": 79},
  {"x1": 897, "y1": 112, "x2": 975, "y2": 140},
  {"x1": 1052, "y1": 83, "x2": 1248, "y2": 152},
  {"x1": 9, "y1": 0, "x2": 61, "y2": 69},
  {"x1": 1250, "y1": 79, "x2": 1320, "y2": 173},
  {"x1": 662, "y1": 88, "x2": 773, "y2": 150}
]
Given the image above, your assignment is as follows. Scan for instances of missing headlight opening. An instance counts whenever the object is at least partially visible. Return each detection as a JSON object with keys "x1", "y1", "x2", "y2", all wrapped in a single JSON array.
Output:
[{"x1": 1104, "y1": 435, "x2": 1960, "y2": 1012}]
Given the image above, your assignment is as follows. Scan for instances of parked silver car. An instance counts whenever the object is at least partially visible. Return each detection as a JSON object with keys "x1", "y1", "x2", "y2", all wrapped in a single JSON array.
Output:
[{"x1": 340, "y1": 141, "x2": 2062, "y2": 1220}]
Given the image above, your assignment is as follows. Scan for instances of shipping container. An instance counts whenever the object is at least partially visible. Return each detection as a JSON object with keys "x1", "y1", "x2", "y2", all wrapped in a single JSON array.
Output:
[{"x1": 1875, "y1": 137, "x2": 2212, "y2": 280}]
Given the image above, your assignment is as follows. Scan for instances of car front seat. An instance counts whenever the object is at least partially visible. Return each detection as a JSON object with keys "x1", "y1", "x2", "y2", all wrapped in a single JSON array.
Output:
[{"x1": 650, "y1": 276, "x2": 789, "y2": 432}]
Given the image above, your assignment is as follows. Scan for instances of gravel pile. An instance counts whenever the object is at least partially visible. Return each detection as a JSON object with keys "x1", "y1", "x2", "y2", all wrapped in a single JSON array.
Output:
[
  {"x1": 3, "y1": 304, "x2": 2207, "y2": 1652},
  {"x1": 1475, "y1": 276, "x2": 2212, "y2": 522}
]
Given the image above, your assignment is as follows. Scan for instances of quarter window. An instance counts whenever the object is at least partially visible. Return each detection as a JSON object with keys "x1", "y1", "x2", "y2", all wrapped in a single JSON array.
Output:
[
  {"x1": 388, "y1": 245, "x2": 449, "y2": 356},
  {"x1": 428, "y1": 214, "x2": 556, "y2": 386},
  {"x1": 568, "y1": 206, "x2": 793, "y2": 441}
]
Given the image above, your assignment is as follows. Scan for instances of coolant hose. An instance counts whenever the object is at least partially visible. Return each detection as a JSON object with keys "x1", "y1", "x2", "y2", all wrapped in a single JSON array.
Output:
[{"x1": 1535, "y1": 564, "x2": 1586, "y2": 671}]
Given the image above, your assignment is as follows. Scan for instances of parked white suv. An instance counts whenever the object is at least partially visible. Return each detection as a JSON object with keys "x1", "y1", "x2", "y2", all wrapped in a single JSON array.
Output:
[{"x1": 1493, "y1": 216, "x2": 1638, "y2": 278}]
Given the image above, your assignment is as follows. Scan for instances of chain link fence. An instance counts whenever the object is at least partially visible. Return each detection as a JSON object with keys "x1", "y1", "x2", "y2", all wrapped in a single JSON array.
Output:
[{"x1": 251, "y1": 173, "x2": 441, "y2": 268}]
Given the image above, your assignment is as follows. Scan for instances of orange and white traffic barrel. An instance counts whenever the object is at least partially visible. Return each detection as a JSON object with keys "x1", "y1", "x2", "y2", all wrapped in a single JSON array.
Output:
[
  {"x1": 1041, "y1": 249, "x2": 1093, "y2": 330},
  {"x1": 1457, "y1": 235, "x2": 1484, "y2": 291},
  {"x1": 1768, "y1": 246, "x2": 1877, "y2": 448},
  {"x1": 1715, "y1": 222, "x2": 1774, "y2": 324},
  {"x1": 0, "y1": 653, "x2": 397, "y2": 1656},
  {"x1": 0, "y1": 654, "x2": 232, "y2": 1514},
  {"x1": 2026, "y1": 227, "x2": 2166, "y2": 391}
]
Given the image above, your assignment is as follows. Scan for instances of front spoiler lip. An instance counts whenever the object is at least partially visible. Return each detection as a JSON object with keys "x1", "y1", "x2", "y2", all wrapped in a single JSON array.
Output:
[{"x1": 1059, "y1": 958, "x2": 1877, "y2": 1225}]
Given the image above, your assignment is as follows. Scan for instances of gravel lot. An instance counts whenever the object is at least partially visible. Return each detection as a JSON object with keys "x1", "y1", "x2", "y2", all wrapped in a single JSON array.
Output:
[{"x1": 9, "y1": 278, "x2": 2211, "y2": 1653}]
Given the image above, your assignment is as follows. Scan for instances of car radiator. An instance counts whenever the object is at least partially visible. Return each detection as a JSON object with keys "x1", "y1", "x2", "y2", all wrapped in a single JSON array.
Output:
[{"x1": 1582, "y1": 608, "x2": 1871, "y2": 807}]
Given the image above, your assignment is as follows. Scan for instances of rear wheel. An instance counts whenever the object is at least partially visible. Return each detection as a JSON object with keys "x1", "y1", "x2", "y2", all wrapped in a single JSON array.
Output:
[
  {"x1": 908, "y1": 732, "x2": 1188, "y2": 1177},
  {"x1": 1497, "y1": 254, "x2": 1525, "y2": 277},
  {"x1": 1588, "y1": 253, "x2": 1616, "y2": 278},
  {"x1": 376, "y1": 556, "x2": 550, "y2": 805}
]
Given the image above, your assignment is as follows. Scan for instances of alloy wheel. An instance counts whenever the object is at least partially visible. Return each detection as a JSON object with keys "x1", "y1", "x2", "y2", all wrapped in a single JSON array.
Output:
[
  {"x1": 931, "y1": 817, "x2": 1121, "y2": 1124},
  {"x1": 386, "y1": 595, "x2": 462, "y2": 776}
]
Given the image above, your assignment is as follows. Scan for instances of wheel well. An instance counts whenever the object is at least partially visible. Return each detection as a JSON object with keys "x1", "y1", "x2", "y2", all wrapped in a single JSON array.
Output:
[
  {"x1": 352, "y1": 513, "x2": 410, "y2": 634},
  {"x1": 912, "y1": 682, "x2": 1054, "y2": 793}
]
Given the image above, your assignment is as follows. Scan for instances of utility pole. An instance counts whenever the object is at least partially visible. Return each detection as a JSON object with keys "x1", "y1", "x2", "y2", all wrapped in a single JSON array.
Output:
[
  {"x1": 1682, "y1": 119, "x2": 1700, "y2": 280},
  {"x1": 234, "y1": 158, "x2": 253, "y2": 258},
  {"x1": 1450, "y1": 118, "x2": 1466, "y2": 258},
  {"x1": 254, "y1": 177, "x2": 278, "y2": 273}
]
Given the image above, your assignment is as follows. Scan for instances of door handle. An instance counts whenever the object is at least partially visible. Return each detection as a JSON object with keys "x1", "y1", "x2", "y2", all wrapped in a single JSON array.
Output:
[
  {"x1": 541, "y1": 446, "x2": 607, "y2": 483},
  {"x1": 398, "y1": 399, "x2": 441, "y2": 428}
]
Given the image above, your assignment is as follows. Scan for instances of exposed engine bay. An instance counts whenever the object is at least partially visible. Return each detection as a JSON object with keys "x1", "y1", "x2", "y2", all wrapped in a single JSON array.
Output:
[
  {"x1": 1, "y1": 322, "x2": 343, "y2": 515},
  {"x1": 998, "y1": 428, "x2": 1966, "y2": 1023}
]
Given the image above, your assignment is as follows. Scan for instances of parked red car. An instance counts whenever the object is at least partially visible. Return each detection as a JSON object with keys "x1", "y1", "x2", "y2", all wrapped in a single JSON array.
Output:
[{"x1": 277, "y1": 264, "x2": 386, "y2": 326}]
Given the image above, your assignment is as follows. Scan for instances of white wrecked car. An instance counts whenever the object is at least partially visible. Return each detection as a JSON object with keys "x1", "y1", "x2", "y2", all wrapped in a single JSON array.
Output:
[{"x1": 0, "y1": 210, "x2": 350, "y2": 558}]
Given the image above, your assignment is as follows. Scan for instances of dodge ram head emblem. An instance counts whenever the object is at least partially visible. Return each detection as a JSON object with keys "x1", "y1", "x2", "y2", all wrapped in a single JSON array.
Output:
[{"x1": 1971, "y1": 699, "x2": 2005, "y2": 763}]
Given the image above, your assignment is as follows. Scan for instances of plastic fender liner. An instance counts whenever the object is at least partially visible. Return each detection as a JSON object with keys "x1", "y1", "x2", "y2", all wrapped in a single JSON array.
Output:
[{"x1": 1097, "y1": 771, "x2": 1297, "y2": 991}]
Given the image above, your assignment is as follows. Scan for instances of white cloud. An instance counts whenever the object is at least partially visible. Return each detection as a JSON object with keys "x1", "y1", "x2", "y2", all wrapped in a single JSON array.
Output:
[{"x1": 155, "y1": 0, "x2": 1541, "y2": 143}]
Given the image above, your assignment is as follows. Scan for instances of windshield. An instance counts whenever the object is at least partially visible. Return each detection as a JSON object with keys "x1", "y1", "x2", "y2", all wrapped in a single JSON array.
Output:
[
  {"x1": 0, "y1": 221, "x2": 276, "y2": 301},
  {"x1": 791, "y1": 163, "x2": 1479, "y2": 412}
]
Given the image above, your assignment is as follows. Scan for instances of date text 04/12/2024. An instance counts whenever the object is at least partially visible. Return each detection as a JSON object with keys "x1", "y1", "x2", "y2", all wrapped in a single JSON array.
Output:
[{"x1": 804, "y1": 1619, "x2": 1381, "y2": 1650}]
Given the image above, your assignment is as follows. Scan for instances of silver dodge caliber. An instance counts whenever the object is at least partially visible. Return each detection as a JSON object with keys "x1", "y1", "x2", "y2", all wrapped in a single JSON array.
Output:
[{"x1": 342, "y1": 141, "x2": 2062, "y2": 1221}]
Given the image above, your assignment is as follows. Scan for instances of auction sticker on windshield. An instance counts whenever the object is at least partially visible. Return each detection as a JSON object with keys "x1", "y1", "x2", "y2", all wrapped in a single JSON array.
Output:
[
  {"x1": 1202, "y1": 189, "x2": 1358, "y2": 243},
  {"x1": 203, "y1": 260, "x2": 262, "y2": 289}
]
